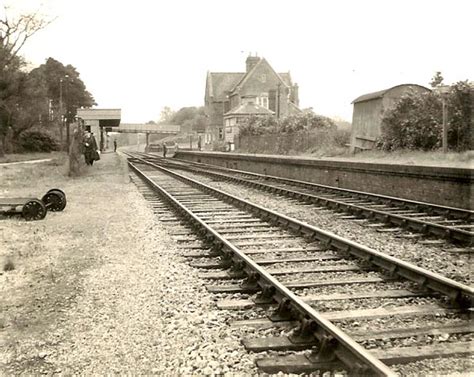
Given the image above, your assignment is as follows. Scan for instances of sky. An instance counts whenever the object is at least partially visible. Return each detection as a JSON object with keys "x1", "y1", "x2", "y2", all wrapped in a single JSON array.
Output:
[{"x1": 4, "y1": 0, "x2": 474, "y2": 122}]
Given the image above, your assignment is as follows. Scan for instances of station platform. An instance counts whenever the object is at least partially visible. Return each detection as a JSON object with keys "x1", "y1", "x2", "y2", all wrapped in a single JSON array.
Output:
[{"x1": 175, "y1": 150, "x2": 473, "y2": 210}]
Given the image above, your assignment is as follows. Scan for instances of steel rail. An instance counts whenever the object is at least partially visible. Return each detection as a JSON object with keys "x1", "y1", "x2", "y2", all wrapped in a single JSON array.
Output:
[
  {"x1": 130, "y1": 155, "x2": 474, "y2": 308},
  {"x1": 187, "y1": 162, "x2": 473, "y2": 245},
  {"x1": 136, "y1": 153, "x2": 473, "y2": 245},
  {"x1": 128, "y1": 159, "x2": 397, "y2": 376},
  {"x1": 155, "y1": 153, "x2": 473, "y2": 221}
]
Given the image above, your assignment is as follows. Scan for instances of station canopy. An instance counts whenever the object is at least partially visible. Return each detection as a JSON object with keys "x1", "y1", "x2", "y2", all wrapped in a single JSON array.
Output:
[{"x1": 76, "y1": 108, "x2": 121, "y2": 127}]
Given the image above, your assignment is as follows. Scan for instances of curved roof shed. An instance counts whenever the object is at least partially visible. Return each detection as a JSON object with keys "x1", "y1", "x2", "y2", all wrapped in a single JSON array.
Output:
[{"x1": 350, "y1": 84, "x2": 431, "y2": 152}]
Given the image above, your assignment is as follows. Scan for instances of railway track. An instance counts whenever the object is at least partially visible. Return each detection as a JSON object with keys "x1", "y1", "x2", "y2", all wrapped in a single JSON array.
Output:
[
  {"x1": 134, "y1": 152, "x2": 473, "y2": 248},
  {"x1": 127, "y1": 155, "x2": 473, "y2": 376}
]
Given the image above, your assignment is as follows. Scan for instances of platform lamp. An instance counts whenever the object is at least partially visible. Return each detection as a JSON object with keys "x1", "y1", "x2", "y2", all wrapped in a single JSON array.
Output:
[{"x1": 435, "y1": 85, "x2": 451, "y2": 153}]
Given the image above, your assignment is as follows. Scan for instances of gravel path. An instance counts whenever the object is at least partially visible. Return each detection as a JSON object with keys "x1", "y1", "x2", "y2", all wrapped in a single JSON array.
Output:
[
  {"x1": 0, "y1": 158, "x2": 53, "y2": 166},
  {"x1": 49, "y1": 199, "x2": 257, "y2": 375},
  {"x1": 1, "y1": 154, "x2": 258, "y2": 375}
]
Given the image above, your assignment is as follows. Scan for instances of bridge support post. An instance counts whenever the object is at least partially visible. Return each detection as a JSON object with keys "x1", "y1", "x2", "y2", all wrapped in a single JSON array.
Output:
[
  {"x1": 100, "y1": 127, "x2": 105, "y2": 152},
  {"x1": 145, "y1": 133, "x2": 150, "y2": 153}
]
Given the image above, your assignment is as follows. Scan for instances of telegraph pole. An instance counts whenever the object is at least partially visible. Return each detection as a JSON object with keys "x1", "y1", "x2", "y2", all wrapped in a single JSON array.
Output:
[
  {"x1": 276, "y1": 83, "x2": 281, "y2": 119},
  {"x1": 442, "y1": 97, "x2": 448, "y2": 153},
  {"x1": 59, "y1": 78, "x2": 63, "y2": 146},
  {"x1": 65, "y1": 75, "x2": 70, "y2": 148},
  {"x1": 436, "y1": 85, "x2": 450, "y2": 153},
  {"x1": 59, "y1": 74, "x2": 70, "y2": 150}
]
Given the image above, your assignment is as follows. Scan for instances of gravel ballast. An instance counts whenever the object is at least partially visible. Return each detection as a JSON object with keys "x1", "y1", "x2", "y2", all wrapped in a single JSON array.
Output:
[{"x1": 175, "y1": 169, "x2": 472, "y2": 285}]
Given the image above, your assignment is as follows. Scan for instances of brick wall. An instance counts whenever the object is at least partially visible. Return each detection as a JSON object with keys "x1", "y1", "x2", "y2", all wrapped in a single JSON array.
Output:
[{"x1": 175, "y1": 151, "x2": 473, "y2": 209}]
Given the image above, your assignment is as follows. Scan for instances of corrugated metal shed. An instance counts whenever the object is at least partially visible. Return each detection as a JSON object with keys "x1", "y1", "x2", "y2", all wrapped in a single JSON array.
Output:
[
  {"x1": 350, "y1": 84, "x2": 431, "y2": 152},
  {"x1": 352, "y1": 84, "x2": 430, "y2": 104}
]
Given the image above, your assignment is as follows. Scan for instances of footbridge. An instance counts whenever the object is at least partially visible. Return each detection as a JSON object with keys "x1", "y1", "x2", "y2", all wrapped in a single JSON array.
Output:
[
  {"x1": 118, "y1": 123, "x2": 180, "y2": 150},
  {"x1": 76, "y1": 108, "x2": 180, "y2": 151}
]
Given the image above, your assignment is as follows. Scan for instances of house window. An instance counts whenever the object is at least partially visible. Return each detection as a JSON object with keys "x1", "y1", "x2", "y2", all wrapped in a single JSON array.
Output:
[
  {"x1": 257, "y1": 94, "x2": 269, "y2": 109},
  {"x1": 218, "y1": 127, "x2": 224, "y2": 140}
]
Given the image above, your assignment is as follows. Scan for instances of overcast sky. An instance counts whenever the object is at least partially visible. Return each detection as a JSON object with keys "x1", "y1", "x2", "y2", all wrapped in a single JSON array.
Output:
[{"x1": 5, "y1": 0, "x2": 473, "y2": 122}]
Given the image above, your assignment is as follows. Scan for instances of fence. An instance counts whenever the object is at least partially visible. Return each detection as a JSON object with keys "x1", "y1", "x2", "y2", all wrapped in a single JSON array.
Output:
[{"x1": 235, "y1": 128, "x2": 349, "y2": 155}]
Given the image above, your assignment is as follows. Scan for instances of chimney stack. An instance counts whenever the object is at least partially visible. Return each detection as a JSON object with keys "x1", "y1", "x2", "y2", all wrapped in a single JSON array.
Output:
[
  {"x1": 246, "y1": 54, "x2": 260, "y2": 72},
  {"x1": 291, "y1": 83, "x2": 299, "y2": 107}
]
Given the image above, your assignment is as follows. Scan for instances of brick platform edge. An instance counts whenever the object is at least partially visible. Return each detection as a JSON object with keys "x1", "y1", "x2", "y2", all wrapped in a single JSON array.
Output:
[{"x1": 175, "y1": 151, "x2": 473, "y2": 210}]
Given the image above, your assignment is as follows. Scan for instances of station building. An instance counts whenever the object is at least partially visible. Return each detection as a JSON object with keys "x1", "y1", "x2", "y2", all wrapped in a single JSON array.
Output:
[{"x1": 204, "y1": 55, "x2": 301, "y2": 148}]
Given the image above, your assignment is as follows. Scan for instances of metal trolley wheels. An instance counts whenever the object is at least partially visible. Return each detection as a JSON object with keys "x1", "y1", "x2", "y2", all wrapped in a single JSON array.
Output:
[
  {"x1": 22, "y1": 199, "x2": 47, "y2": 221},
  {"x1": 41, "y1": 188, "x2": 67, "y2": 212}
]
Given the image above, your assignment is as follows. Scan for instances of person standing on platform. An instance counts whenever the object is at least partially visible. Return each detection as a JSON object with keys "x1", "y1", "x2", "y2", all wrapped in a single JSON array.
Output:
[
  {"x1": 83, "y1": 132, "x2": 99, "y2": 166},
  {"x1": 114, "y1": 139, "x2": 117, "y2": 152},
  {"x1": 163, "y1": 143, "x2": 167, "y2": 158}
]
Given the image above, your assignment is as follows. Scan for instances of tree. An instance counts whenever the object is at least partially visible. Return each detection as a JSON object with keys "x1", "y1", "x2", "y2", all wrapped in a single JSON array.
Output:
[
  {"x1": 30, "y1": 58, "x2": 96, "y2": 124},
  {"x1": 0, "y1": 6, "x2": 52, "y2": 156},
  {"x1": 168, "y1": 106, "x2": 208, "y2": 132},
  {"x1": 158, "y1": 106, "x2": 175, "y2": 123},
  {"x1": 169, "y1": 106, "x2": 205, "y2": 125},
  {"x1": 191, "y1": 114, "x2": 208, "y2": 133},
  {"x1": 447, "y1": 81, "x2": 473, "y2": 150},
  {"x1": 0, "y1": 48, "x2": 23, "y2": 154},
  {"x1": 0, "y1": 5, "x2": 53, "y2": 64},
  {"x1": 5, "y1": 68, "x2": 49, "y2": 142},
  {"x1": 430, "y1": 71, "x2": 444, "y2": 88},
  {"x1": 0, "y1": 57, "x2": 96, "y2": 153},
  {"x1": 378, "y1": 81, "x2": 472, "y2": 151}
]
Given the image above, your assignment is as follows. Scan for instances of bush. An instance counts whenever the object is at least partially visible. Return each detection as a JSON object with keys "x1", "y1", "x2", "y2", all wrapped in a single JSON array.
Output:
[
  {"x1": 378, "y1": 81, "x2": 473, "y2": 151},
  {"x1": 239, "y1": 113, "x2": 337, "y2": 136},
  {"x1": 19, "y1": 130, "x2": 60, "y2": 152},
  {"x1": 280, "y1": 113, "x2": 336, "y2": 133},
  {"x1": 239, "y1": 115, "x2": 278, "y2": 136},
  {"x1": 333, "y1": 128, "x2": 351, "y2": 147},
  {"x1": 448, "y1": 81, "x2": 473, "y2": 151},
  {"x1": 378, "y1": 93, "x2": 442, "y2": 151},
  {"x1": 212, "y1": 140, "x2": 228, "y2": 151}
]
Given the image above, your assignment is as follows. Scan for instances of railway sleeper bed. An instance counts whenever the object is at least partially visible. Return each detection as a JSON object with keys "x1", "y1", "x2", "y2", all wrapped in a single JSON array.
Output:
[{"x1": 128, "y1": 156, "x2": 473, "y2": 376}]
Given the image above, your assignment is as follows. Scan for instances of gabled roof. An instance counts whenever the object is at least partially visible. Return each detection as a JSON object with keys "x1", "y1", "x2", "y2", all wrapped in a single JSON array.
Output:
[
  {"x1": 230, "y1": 58, "x2": 290, "y2": 94},
  {"x1": 224, "y1": 102, "x2": 274, "y2": 117},
  {"x1": 206, "y1": 57, "x2": 292, "y2": 102},
  {"x1": 352, "y1": 84, "x2": 431, "y2": 104},
  {"x1": 207, "y1": 72, "x2": 244, "y2": 101}
]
